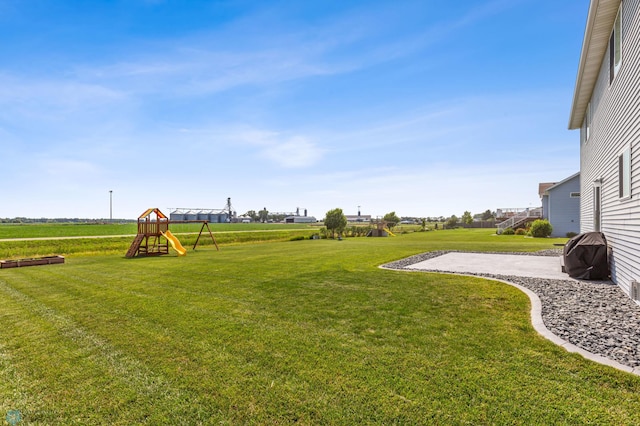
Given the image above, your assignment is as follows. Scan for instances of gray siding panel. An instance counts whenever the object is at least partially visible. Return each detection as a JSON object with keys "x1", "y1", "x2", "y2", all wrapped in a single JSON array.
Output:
[
  {"x1": 542, "y1": 196, "x2": 550, "y2": 219},
  {"x1": 547, "y1": 176, "x2": 580, "y2": 237},
  {"x1": 580, "y1": 0, "x2": 640, "y2": 295}
]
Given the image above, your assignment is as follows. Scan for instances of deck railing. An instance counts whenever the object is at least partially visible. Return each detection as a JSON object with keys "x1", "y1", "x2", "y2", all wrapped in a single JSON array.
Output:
[{"x1": 496, "y1": 207, "x2": 542, "y2": 233}]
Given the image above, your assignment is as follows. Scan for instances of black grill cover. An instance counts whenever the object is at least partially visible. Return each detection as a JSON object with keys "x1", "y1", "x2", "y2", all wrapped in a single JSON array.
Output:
[{"x1": 563, "y1": 232, "x2": 609, "y2": 280}]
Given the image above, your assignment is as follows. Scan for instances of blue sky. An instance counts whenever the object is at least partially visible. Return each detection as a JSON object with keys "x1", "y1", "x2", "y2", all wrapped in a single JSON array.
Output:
[{"x1": 1, "y1": 0, "x2": 587, "y2": 220}]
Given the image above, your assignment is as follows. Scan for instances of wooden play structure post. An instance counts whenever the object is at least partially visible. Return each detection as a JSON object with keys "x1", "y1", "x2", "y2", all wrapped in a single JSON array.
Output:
[{"x1": 126, "y1": 208, "x2": 219, "y2": 258}]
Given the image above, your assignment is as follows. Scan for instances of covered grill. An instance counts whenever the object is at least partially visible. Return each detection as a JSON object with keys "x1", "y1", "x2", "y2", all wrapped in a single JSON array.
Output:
[{"x1": 563, "y1": 232, "x2": 609, "y2": 280}]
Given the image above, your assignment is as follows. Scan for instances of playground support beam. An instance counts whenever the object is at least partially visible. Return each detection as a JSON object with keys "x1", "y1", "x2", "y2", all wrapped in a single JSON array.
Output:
[{"x1": 168, "y1": 220, "x2": 219, "y2": 251}]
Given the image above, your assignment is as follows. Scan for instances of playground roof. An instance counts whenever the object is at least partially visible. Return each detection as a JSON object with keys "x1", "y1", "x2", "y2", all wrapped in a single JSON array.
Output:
[{"x1": 139, "y1": 208, "x2": 168, "y2": 220}]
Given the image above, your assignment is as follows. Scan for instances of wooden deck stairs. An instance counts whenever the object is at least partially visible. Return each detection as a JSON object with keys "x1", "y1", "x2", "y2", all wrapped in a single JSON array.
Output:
[{"x1": 496, "y1": 207, "x2": 543, "y2": 234}]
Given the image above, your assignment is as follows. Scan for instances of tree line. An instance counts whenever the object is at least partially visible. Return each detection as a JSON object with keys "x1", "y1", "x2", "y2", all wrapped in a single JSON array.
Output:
[{"x1": 321, "y1": 208, "x2": 498, "y2": 238}]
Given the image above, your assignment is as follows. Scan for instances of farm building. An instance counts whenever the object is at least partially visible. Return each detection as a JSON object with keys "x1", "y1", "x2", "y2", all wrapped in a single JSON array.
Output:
[
  {"x1": 284, "y1": 215, "x2": 317, "y2": 223},
  {"x1": 170, "y1": 208, "x2": 234, "y2": 223},
  {"x1": 568, "y1": 0, "x2": 640, "y2": 297},
  {"x1": 345, "y1": 214, "x2": 372, "y2": 223}
]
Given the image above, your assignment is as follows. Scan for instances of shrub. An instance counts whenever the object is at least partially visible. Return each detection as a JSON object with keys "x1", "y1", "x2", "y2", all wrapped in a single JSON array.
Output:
[
  {"x1": 290, "y1": 235, "x2": 305, "y2": 241},
  {"x1": 445, "y1": 215, "x2": 459, "y2": 229},
  {"x1": 530, "y1": 219, "x2": 553, "y2": 238},
  {"x1": 502, "y1": 227, "x2": 515, "y2": 235},
  {"x1": 319, "y1": 227, "x2": 331, "y2": 239},
  {"x1": 515, "y1": 228, "x2": 527, "y2": 235},
  {"x1": 566, "y1": 232, "x2": 578, "y2": 238}
]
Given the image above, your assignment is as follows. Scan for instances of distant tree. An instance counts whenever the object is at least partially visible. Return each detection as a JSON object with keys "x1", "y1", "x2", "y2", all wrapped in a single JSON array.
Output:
[
  {"x1": 383, "y1": 211, "x2": 401, "y2": 229},
  {"x1": 461, "y1": 211, "x2": 473, "y2": 225},
  {"x1": 324, "y1": 208, "x2": 347, "y2": 238},
  {"x1": 258, "y1": 208, "x2": 269, "y2": 223},
  {"x1": 268, "y1": 213, "x2": 287, "y2": 223},
  {"x1": 445, "y1": 215, "x2": 458, "y2": 229},
  {"x1": 245, "y1": 210, "x2": 258, "y2": 221},
  {"x1": 481, "y1": 209, "x2": 495, "y2": 221}
]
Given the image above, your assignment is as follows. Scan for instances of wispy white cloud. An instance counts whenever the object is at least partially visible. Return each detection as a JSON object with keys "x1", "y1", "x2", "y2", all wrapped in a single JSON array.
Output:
[
  {"x1": 38, "y1": 157, "x2": 101, "y2": 179},
  {"x1": 451, "y1": 0, "x2": 523, "y2": 29},
  {"x1": 2, "y1": 0, "x2": 513, "y2": 112},
  {"x1": 68, "y1": 42, "x2": 350, "y2": 99},
  {"x1": 260, "y1": 136, "x2": 324, "y2": 169},
  {"x1": 0, "y1": 74, "x2": 125, "y2": 106},
  {"x1": 54, "y1": 4, "x2": 445, "y2": 99},
  {"x1": 306, "y1": 88, "x2": 576, "y2": 165},
  {"x1": 0, "y1": 73, "x2": 128, "y2": 132},
  {"x1": 236, "y1": 128, "x2": 324, "y2": 168}
]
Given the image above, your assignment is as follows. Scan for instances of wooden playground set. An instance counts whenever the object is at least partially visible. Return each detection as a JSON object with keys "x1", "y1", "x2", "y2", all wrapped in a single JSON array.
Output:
[{"x1": 125, "y1": 208, "x2": 219, "y2": 258}]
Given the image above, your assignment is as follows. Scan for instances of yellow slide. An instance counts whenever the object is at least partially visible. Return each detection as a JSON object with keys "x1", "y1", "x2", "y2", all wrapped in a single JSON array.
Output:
[
  {"x1": 383, "y1": 227, "x2": 396, "y2": 237},
  {"x1": 162, "y1": 230, "x2": 187, "y2": 256}
]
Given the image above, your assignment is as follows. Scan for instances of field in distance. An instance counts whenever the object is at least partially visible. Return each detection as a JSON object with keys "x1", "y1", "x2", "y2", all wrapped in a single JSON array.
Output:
[{"x1": 0, "y1": 222, "x2": 318, "y2": 239}]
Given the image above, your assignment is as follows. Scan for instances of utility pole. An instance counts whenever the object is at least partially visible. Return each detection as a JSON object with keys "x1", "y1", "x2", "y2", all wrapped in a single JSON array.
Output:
[{"x1": 109, "y1": 190, "x2": 113, "y2": 222}]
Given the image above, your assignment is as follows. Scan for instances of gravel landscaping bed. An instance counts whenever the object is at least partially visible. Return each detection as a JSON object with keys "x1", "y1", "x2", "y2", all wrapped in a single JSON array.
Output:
[{"x1": 383, "y1": 250, "x2": 640, "y2": 369}]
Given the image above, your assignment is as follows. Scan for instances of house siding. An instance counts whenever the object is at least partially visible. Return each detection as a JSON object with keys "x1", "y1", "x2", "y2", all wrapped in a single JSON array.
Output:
[
  {"x1": 579, "y1": 0, "x2": 640, "y2": 295},
  {"x1": 547, "y1": 175, "x2": 580, "y2": 237},
  {"x1": 542, "y1": 195, "x2": 550, "y2": 220}
]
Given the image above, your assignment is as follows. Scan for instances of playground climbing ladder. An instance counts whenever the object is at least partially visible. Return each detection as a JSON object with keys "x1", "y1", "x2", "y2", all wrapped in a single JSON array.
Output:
[{"x1": 125, "y1": 234, "x2": 145, "y2": 258}]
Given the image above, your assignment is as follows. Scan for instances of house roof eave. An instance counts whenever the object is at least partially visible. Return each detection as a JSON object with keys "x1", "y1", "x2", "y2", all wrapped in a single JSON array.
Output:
[
  {"x1": 546, "y1": 172, "x2": 581, "y2": 193},
  {"x1": 568, "y1": 0, "x2": 621, "y2": 130}
]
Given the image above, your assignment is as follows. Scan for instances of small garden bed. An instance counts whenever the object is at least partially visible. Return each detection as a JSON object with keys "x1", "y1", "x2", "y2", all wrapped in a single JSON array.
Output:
[{"x1": 0, "y1": 255, "x2": 65, "y2": 269}]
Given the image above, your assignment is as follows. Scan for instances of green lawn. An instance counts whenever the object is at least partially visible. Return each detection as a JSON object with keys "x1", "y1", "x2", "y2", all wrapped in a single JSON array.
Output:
[{"x1": 2, "y1": 229, "x2": 640, "y2": 424}]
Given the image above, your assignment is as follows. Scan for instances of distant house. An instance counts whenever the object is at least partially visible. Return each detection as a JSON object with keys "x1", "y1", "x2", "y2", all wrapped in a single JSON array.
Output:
[
  {"x1": 539, "y1": 173, "x2": 580, "y2": 237},
  {"x1": 568, "y1": 0, "x2": 639, "y2": 297}
]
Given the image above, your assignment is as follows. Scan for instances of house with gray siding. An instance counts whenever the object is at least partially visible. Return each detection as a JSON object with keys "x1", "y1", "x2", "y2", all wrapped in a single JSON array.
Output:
[
  {"x1": 540, "y1": 172, "x2": 580, "y2": 238},
  {"x1": 569, "y1": 0, "x2": 640, "y2": 298}
]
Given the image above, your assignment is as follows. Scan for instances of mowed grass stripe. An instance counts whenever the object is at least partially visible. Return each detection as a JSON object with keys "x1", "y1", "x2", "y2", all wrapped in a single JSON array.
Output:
[
  {"x1": 0, "y1": 324, "x2": 35, "y2": 417},
  {"x1": 0, "y1": 276, "x2": 204, "y2": 423},
  {"x1": 0, "y1": 280, "x2": 127, "y2": 422}
]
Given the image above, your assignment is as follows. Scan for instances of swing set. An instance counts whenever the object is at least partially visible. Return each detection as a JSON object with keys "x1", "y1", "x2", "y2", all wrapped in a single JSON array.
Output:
[{"x1": 125, "y1": 208, "x2": 219, "y2": 258}]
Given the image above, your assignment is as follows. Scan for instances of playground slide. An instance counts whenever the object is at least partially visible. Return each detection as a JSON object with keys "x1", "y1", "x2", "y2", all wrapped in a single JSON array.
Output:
[
  {"x1": 162, "y1": 230, "x2": 187, "y2": 256},
  {"x1": 383, "y1": 227, "x2": 396, "y2": 237}
]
